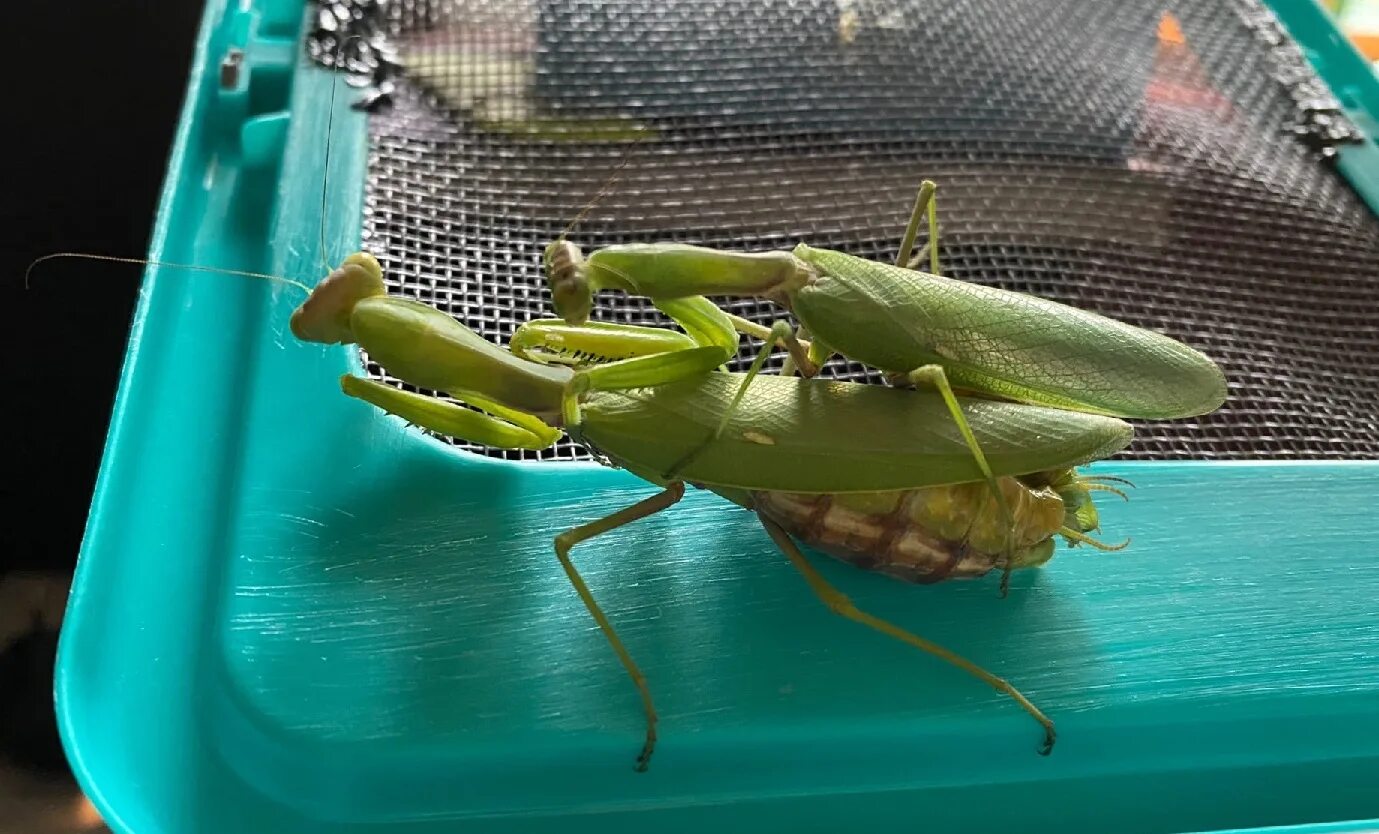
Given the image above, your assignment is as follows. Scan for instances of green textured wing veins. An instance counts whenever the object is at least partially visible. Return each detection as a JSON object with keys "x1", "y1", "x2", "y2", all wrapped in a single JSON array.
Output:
[
  {"x1": 577, "y1": 373, "x2": 1133, "y2": 493},
  {"x1": 791, "y1": 246, "x2": 1228, "y2": 419}
]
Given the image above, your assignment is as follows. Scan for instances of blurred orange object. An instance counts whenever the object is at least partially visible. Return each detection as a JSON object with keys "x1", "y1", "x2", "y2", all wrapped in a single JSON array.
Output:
[
  {"x1": 1333, "y1": 0, "x2": 1379, "y2": 60},
  {"x1": 1145, "y1": 12, "x2": 1235, "y2": 117}
]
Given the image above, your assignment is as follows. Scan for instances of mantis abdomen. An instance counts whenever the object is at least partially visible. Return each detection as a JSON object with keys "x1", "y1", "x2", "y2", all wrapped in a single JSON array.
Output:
[{"x1": 751, "y1": 475, "x2": 1069, "y2": 585}]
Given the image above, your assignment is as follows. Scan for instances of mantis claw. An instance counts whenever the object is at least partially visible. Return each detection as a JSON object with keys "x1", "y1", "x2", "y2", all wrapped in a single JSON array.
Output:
[
  {"x1": 634, "y1": 742, "x2": 654, "y2": 772},
  {"x1": 561, "y1": 373, "x2": 592, "y2": 428},
  {"x1": 1060, "y1": 527, "x2": 1130, "y2": 551}
]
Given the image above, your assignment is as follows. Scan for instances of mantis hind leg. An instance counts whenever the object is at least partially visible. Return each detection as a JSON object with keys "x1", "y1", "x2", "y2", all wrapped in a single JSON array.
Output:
[
  {"x1": 901, "y1": 365, "x2": 1018, "y2": 595},
  {"x1": 758, "y1": 514, "x2": 1055, "y2": 755},
  {"x1": 554, "y1": 482, "x2": 687, "y2": 771}
]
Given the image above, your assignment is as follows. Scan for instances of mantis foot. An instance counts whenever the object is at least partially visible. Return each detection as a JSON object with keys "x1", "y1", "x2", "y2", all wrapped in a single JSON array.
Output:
[{"x1": 1038, "y1": 726, "x2": 1057, "y2": 756}]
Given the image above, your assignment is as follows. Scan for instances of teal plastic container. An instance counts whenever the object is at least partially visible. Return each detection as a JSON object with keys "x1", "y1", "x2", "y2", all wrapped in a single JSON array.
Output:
[{"x1": 55, "y1": 1, "x2": 1379, "y2": 831}]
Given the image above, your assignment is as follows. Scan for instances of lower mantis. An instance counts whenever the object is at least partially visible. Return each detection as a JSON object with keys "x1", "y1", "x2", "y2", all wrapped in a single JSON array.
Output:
[
  {"x1": 538, "y1": 178, "x2": 1228, "y2": 588},
  {"x1": 289, "y1": 250, "x2": 1136, "y2": 770}
]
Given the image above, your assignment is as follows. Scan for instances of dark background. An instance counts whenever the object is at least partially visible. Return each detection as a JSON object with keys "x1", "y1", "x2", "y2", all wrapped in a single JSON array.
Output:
[{"x1": 2, "y1": 0, "x2": 205, "y2": 792}]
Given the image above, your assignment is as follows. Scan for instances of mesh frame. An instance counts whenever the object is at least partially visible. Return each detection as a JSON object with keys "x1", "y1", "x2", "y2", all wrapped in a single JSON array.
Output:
[{"x1": 308, "y1": 0, "x2": 1379, "y2": 462}]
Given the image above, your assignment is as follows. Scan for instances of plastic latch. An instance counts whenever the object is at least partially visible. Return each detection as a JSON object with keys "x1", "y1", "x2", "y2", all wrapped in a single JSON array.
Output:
[
  {"x1": 1339, "y1": 84, "x2": 1379, "y2": 142},
  {"x1": 213, "y1": 0, "x2": 301, "y2": 170}
]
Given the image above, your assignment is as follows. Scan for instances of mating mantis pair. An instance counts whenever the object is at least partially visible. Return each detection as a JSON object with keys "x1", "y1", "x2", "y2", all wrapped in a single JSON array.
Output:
[
  {"x1": 282, "y1": 175, "x2": 1224, "y2": 769},
  {"x1": 31, "y1": 45, "x2": 1225, "y2": 765},
  {"x1": 525, "y1": 176, "x2": 1224, "y2": 590}
]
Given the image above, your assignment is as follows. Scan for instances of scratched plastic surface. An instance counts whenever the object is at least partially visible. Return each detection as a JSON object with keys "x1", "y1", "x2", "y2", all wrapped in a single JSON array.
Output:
[{"x1": 55, "y1": 0, "x2": 1379, "y2": 832}]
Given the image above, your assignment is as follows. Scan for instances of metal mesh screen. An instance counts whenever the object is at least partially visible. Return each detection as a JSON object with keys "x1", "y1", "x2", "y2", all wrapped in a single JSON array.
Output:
[{"x1": 308, "y1": 0, "x2": 1379, "y2": 461}]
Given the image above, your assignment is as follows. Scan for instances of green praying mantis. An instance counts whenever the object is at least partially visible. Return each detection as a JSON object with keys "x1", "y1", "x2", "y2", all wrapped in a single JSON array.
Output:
[
  {"x1": 287, "y1": 236, "x2": 1158, "y2": 770},
  {"x1": 544, "y1": 179, "x2": 1226, "y2": 426},
  {"x1": 538, "y1": 178, "x2": 1228, "y2": 591}
]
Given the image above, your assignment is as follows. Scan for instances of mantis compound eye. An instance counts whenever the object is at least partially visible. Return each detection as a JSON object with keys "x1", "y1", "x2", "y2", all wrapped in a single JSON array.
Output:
[{"x1": 290, "y1": 256, "x2": 386, "y2": 344}]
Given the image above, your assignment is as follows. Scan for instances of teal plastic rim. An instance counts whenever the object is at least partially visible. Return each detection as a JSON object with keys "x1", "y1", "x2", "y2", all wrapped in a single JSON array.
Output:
[
  {"x1": 54, "y1": 1, "x2": 1379, "y2": 833},
  {"x1": 1271, "y1": 0, "x2": 1379, "y2": 215}
]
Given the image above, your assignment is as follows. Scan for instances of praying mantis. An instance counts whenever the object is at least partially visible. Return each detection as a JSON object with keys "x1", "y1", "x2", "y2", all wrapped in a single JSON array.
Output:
[
  {"x1": 288, "y1": 248, "x2": 1138, "y2": 770},
  {"x1": 539, "y1": 178, "x2": 1228, "y2": 590}
]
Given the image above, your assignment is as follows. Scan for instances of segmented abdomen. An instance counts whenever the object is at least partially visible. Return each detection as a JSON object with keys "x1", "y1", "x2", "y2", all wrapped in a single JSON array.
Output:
[{"x1": 753, "y1": 478, "x2": 1066, "y2": 584}]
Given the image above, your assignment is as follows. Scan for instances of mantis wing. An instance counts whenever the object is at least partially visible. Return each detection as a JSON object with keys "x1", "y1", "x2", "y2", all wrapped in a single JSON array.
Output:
[
  {"x1": 792, "y1": 246, "x2": 1226, "y2": 420},
  {"x1": 579, "y1": 373, "x2": 1132, "y2": 493}
]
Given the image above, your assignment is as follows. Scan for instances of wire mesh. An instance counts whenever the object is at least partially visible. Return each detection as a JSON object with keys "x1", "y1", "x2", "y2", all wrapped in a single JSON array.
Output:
[{"x1": 307, "y1": 0, "x2": 1379, "y2": 461}]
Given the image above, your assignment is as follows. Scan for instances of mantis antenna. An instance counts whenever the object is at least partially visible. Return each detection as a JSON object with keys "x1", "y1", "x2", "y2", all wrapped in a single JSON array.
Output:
[
  {"x1": 23, "y1": 36, "x2": 367, "y2": 297},
  {"x1": 319, "y1": 33, "x2": 363, "y2": 273},
  {"x1": 23, "y1": 253, "x2": 311, "y2": 294},
  {"x1": 557, "y1": 128, "x2": 653, "y2": 243}
]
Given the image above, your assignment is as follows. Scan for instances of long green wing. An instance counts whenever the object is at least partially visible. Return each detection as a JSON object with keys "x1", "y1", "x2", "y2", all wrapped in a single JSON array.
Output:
[
  {"x1": 791, "y1": 246, "x2": 1227, "y2": 419},
  {"x1": 578, "y1": 373, "x2": 1132, "y2": 493}
]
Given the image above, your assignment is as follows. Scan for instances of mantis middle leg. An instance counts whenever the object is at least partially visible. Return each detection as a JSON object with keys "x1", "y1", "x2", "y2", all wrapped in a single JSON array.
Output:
[
  {"x1": 556, "y1": 482, "x2": 687, "y2": 771},
  {"x1": 338, "y1": 373, "x2": 686, "y2": 771},
  {"x1": 900, "y1": 364, "x2": 1018, "y2": 595}
]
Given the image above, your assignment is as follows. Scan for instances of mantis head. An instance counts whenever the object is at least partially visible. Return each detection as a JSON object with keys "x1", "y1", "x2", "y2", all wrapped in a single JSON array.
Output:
[
  {"x1": 544, "y1": 239, "x2": 593, "y2": 325},
  {"x1": 290, "y1": 252, "x2": 386, "y2": 345}
]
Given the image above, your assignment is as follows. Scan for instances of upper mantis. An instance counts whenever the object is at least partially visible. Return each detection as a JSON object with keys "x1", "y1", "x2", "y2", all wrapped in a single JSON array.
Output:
[
  {"x1": 536, "y1": 179, "x2": 1228, "y2": 588},
  {"x1": 543, "y1": 180, "x2": 1226, "y2": 424}
]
